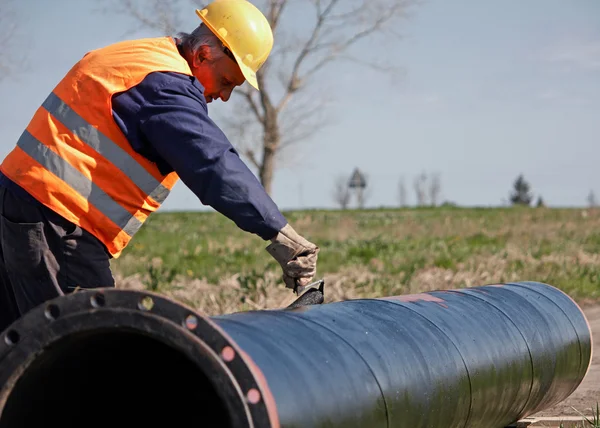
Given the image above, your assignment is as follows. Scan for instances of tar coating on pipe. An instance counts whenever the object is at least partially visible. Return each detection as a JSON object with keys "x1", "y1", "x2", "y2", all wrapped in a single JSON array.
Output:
[{"x1": 0, "y1": 281, "x2": 592, "y2": 428}]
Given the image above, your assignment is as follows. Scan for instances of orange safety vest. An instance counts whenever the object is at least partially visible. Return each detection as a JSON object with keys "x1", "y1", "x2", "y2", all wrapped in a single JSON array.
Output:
[{"x1": 0, "y1": 37, "x2": 191, "y2": 258}]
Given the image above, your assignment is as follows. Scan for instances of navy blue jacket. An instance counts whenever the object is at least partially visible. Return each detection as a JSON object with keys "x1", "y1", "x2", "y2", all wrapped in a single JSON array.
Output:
[{"x1": 0, "y1": 50, "x2": 287, "y2": 242}]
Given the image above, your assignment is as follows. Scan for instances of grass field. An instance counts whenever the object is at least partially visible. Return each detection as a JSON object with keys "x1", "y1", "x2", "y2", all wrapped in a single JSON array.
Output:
[{"x1": 111, "y1": 206, "x2": 600, "y2": 316}]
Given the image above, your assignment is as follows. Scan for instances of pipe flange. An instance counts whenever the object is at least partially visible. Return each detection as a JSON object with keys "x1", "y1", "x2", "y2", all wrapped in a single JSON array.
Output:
[{"x1": 0, "y1": 288, "x2": 279, "y2": 428}]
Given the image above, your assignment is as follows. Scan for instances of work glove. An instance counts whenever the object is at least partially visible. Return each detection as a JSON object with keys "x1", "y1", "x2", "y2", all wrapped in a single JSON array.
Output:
[{"x1": 266, "y1": 224, "x2": 319, "y2": 292}]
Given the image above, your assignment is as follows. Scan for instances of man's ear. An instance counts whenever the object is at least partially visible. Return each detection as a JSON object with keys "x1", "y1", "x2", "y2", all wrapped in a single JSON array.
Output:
[{"x1": 193, "y1": 45, "x2": 212, "y2": 67}]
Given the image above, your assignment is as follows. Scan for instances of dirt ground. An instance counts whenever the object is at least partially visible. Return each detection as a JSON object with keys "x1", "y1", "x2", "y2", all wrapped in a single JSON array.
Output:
[{"x1": 532, "y1": 304, "x2": 600, "y2": 418}]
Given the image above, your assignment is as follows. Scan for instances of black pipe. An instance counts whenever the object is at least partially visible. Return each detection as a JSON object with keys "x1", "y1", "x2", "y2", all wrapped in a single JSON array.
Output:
[{"x1": 0, "y1": 281, "x2": 592, "y2": 428}]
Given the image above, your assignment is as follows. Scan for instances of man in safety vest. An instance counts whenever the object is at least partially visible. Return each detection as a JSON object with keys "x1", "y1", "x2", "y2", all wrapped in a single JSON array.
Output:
[{"x1": 0, "y1": 0, "x2": 319, "y2": 332}]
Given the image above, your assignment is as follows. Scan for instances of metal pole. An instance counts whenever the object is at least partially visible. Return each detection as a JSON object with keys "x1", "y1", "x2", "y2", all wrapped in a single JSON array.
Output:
[{"x1": 0, "y1": 281, "x2": 592, "y2": 428}]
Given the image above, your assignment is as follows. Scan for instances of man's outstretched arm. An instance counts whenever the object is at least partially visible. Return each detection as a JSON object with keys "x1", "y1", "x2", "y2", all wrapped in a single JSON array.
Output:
[{"x1": 111, "y1": 71, "x2": 319, "y2": 289}]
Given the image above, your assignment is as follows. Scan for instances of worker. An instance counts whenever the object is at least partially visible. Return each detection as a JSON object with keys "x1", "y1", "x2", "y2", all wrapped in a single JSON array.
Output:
[{"x1": 0, "y1": 0, "x2": 319, "y2": 333}]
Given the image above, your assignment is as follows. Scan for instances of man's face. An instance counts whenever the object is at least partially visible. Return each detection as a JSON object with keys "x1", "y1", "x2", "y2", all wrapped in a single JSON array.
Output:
[{"x1": 191, "y1": 48, "x2": 246, "y2": 103}]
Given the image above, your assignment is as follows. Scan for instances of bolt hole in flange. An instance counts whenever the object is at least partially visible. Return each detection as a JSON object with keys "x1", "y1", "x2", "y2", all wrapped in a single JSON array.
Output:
[
  {"x1": 138, "y1": 296, "x2": 154, "y2": 311},
  {"x1": 44, "y1": 304, "x2": 60, "y2": 320},
  {"x1": 4, "y1": 330, "x2": 20, "y2": 346},
  {"x1": 90, "y1": 293, "x2": 106, "y2": 308},
  {"x1": 221, "y1": 346, "x2": 236, "y2": 362},
  {"x1": 184, "y1": 314, "x2": 198, "y2": 330},
  {"x1": 246, "y1": 388, "x2": 261, "y2": 405}
]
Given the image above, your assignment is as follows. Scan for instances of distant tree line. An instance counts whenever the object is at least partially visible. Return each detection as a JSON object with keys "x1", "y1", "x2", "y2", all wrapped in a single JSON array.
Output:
[
  {"x1": 508, "y1": 174, "x2": 597, "y2": 209},
  {"x1": 332, "y1": 169, "x2": 444, "y2": 209},
  {"x1": 331, "y1": 169, "x2": 597, "y2": 210}
]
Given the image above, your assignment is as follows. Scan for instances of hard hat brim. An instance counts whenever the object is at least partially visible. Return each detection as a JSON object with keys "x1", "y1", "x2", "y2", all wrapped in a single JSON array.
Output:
[
  {"x1": 195, "y1": 8, "x2": 260, "y2": 91},
  {"x1": 233, "y1": 52, "x2": 260, "y2": 91}
]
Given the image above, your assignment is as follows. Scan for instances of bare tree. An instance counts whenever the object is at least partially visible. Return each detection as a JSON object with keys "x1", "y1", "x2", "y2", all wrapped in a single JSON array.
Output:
[
  {"x1": 100, "y1": 0, "x2": 416, "y2": 194},
  {"x1": 331, "y1": 175, "x2": 350, "y2": 209},
  {"x1": 413, "y1": 172, "x2": 427, "y2": 206},
  {"x1": 355, "y1": 176, "x2": 373, "y2": 209},
  {"x1": 398, "y1": 176, "x2": 407, "y2": 207},
  {"x1": 0, "y1": 0, "x2": 26, "y2": 83},
  {"x1": 428, "y1": 172, "x2": 441, "y2": 207}
]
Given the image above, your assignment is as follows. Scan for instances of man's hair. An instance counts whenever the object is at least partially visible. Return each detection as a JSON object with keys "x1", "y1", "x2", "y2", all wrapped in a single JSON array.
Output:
[{"x1": 177, "y1": 24, "x2": 226, "y2": 62}]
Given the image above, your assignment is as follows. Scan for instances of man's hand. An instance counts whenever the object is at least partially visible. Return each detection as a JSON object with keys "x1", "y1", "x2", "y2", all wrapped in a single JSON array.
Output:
[{"x1": 266, "y1": 224, "x2": 319, "y2": 292}]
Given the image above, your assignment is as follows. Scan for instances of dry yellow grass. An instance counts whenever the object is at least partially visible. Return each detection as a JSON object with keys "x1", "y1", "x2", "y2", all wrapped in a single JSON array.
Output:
[{"x1": 111, "y1": 206, "x2": 600, "y2": 316}]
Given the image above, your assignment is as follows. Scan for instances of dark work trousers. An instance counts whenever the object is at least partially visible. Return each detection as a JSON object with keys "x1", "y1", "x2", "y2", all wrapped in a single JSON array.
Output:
[{"x1": 0, "y1": 186, "x2": 115, "y2": 333}]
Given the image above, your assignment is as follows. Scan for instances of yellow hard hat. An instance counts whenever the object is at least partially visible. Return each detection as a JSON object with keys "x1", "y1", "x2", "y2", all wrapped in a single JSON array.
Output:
[{"x1": 196, "y1": 0, "x2": 274, "y2": 91}]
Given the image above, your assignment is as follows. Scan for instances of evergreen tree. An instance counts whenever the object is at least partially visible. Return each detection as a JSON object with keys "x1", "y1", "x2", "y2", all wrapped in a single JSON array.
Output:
[
  {"x1": 536, "y1": 196, "x2": 545, "y2": 207},
  {"x1": 510, "y1": 174, "x2": 533, "y2": 206}
]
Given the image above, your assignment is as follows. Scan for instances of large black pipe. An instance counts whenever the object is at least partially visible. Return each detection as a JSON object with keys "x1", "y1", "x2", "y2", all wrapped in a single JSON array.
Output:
[{"x1": 0, "y1": 281, "x2": 592, "y2": 428}]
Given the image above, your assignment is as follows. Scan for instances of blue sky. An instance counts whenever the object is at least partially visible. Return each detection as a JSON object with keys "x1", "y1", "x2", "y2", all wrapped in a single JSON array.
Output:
[{"x1": 1, "y1": 0, "x2": 598, "y2": 212}]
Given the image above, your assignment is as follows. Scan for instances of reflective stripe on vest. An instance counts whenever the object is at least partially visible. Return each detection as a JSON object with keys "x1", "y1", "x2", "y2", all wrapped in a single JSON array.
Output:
[
  {"x1": 42, "y1": 92, "x2": 170, "y2": 205},
  {"x1": 17, "y1": 129, "x2": 143, "y2": 237}
]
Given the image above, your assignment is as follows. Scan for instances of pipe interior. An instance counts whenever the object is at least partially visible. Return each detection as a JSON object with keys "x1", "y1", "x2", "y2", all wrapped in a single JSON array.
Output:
[{"x1": 0, "y1": 330, "x2": 233, "y2": 428}]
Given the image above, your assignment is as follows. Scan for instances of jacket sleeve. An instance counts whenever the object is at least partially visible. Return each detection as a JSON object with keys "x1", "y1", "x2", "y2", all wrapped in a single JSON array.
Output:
[{"x1": 111, "y1": 71, "x2": 287, "y2": 240}]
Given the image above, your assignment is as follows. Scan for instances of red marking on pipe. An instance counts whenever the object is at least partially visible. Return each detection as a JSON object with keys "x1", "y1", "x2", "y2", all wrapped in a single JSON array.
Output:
[
  {"x1": 384, "y1": 293, "x2": 449, "y2": 308},
  {"x1": 221, "y1": 346, "x2": 236, "y2": 362},
  {"x1": 238, "y1": 347, "x2": 280, "y2": 425},
  {"x1": 247, "y1": 388, "x2": 261, "y2": 404}
]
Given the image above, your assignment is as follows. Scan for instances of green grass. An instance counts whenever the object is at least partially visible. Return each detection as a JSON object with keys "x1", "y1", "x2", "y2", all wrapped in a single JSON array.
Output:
[
  {"x1": 110, "y1": 206, "x2": 600, "y2": 314},
  {"x1": 571, "y1": 403, "x2": 600, "y2": 427}
]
